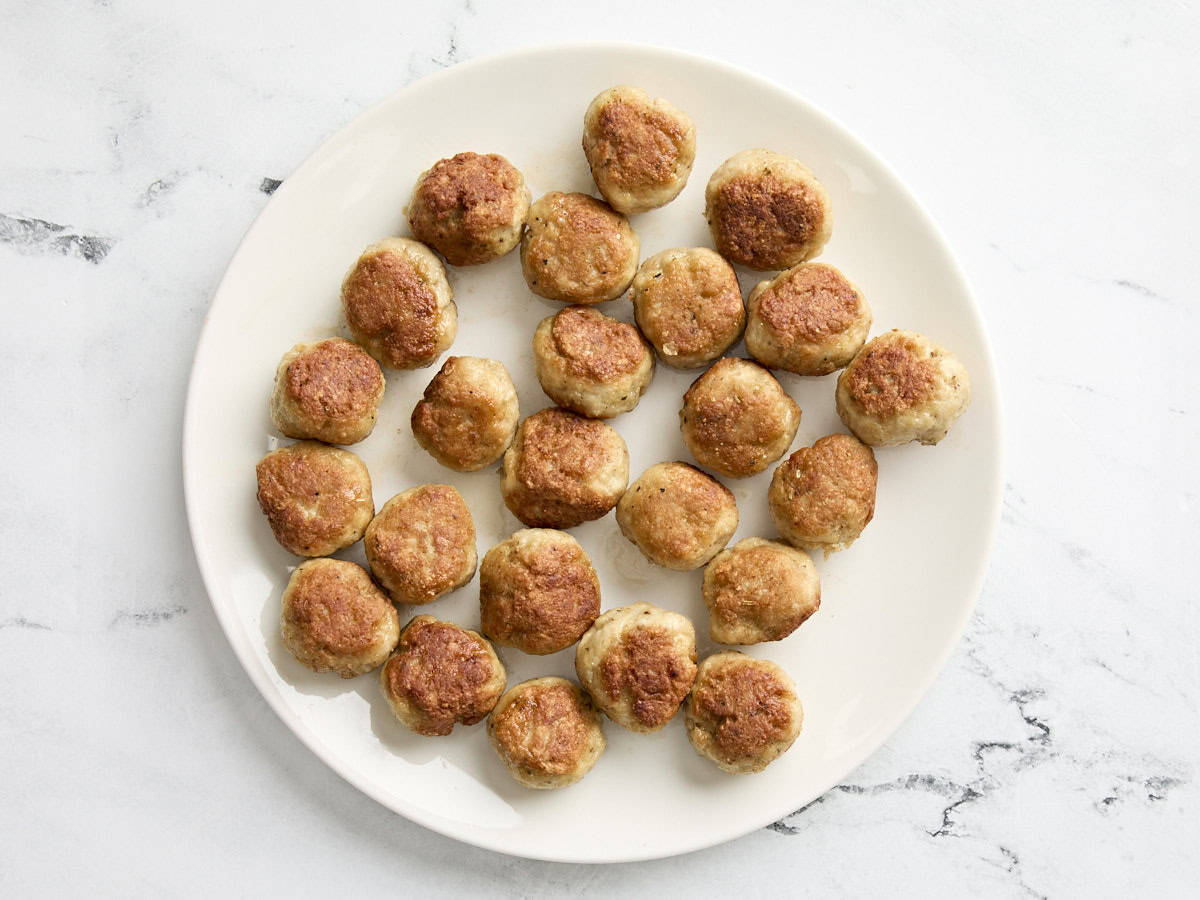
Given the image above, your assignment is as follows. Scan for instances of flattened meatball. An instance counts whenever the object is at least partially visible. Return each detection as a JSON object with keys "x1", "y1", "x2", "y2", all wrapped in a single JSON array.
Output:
[
  {"x1": 629, "y1": 247, "x2": 745, "y2": 369},
  {"x1": 280, "y1": 559, "x2": 399, "y2": 678},
  {"x1": 702, "y1": 538, "x2": 820, "y2": 644},
  {"x1": 835, "y1": 330, "x2": 971, "y2": 446},
  {"x1": 408, "y1": 152, "x2": 530, "y2": 266},
  {"x1": 685, "y1": 651, "x2": 803, "y2": 774},
  {"x1": 411, "y1": 356, "x2": 520, "y2": 472},
  {"x1": 582, "y1": 85, "x2": 696, "y2": 214},
  {"x1": 479, "y1": 528, "x2": 601, "y2": 655},
  {"x1": 768, "y1": 433, "x2": 878, "y2": 556},
  {"x1": 520, "y1": 192, "x2": 639, "y2": 304},
  {"x1": 680, "y1": 358, "x2": 801, "y2": 478},
  {"x1": 380, "y1": 615, "x2": 506, "y2": 736},
  {"x1": 255, "y1": 441, "x2": 373, "y2": 557},
  {"x1": 705, "y1": 149, "x2": 832, "y2": 271},
  {"x1": 269, "y1": 338, "x2": 384, "y2": 445},
  {"x1": 615, "y1": 461, "x2": 738, "y2": 570},
  {"x1": 364, "y1": 484, "x2": 477, "y2": 605},
  {"x1": 575, "y1": 603, "x2": 697, "y2": 732},
  {"x1": 532, "y1": 305, "x2": 654, "y2": 418},
  {"x1": 487, "y1": 677, "x2": 606, "y2": 789},
  {"x1": 500, "y1": 408, "x2": 629, "y2": 528},
  {"x1": 340, "y1": 237, "x2": 456, "y2": 369},
  {"x1": 746, "y1": 262, "x2": 871, "y2": 375}
]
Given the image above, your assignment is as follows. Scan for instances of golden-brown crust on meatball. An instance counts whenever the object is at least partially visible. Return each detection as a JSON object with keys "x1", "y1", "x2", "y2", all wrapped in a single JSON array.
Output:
[
  {"x1": 280, "y1": 559, "x2": 400, "y2": 678},
  {"x1": 835, "y1": 330, "x2": 971, "y2": 446},
  {"x1": 411, "y1": 356, "x2": 520, "y2": 472},
  {"x1": 255, "y1": 441, "x2": 374, "y2": 557},
  {"x1": 705, "y1": 149, "x2": 832, "y2": 271},
  {"x1": 680, "y1": 358, "x2": 802, "y2": 478},
  {"x1": 532, "y1": 306, "x2": 655, "y2": 418},
  {"x1": 615, "y1": 461, "x2": 738, "y2": 570},
  {"x1": 479, "y1": 529, "x2": 601, "y2": 655},
  {"x1": 582, "y1": 86, "x2": 696, "y2": 214},
  {"x1": 500, "y1": 408, "x2": 629, "y2": 528},
  {"x1": 702, "y1": 538, "x2": 821, "y2": 644},
  {"x1": 487, "y1": 677, "x2": 606, "y2": 789},
  {"x1": 340, "y1": 237, "x2": 456, "y2": 370},
  {"x1": 364, "y1": 484, "x2": 477, "y2": 605},
  {"x1": 520, "y1": 192, "x2": 639, "y2": 304},
  {"x1": 270, "y1": 338, "x2": 385, "y2": 445},
  {"x1": 768, "y1": 433, "x2": 878, "y2": 556},
  {"x1": 746, "y1": 263, "x2": 871, "y2": 375},
  {"x1": 380, "y1": 615, "x2": 506, "y2": 736},
  {"x1": 629, "y1": 247, "x2": 745, "y2": 369},
  {"x1": 408, "y1": 152, "x2": 531, "y2": 266},
  {"x1": 685, "y1": 651, "x2": 803, "y2": 774}
]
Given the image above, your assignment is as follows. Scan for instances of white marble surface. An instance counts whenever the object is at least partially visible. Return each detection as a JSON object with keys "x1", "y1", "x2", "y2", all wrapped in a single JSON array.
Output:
[{"x1": 1, "y1": 1, "x2": 1196, "y2": 895}]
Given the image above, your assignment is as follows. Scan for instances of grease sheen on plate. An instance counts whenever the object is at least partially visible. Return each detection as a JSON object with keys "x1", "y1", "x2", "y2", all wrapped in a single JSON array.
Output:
[{"x1": 183, "y1": 44, "x2": 1001, "y2": 862}]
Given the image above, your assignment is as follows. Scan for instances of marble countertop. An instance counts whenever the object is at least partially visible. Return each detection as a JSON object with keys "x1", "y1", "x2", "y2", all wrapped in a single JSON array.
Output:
[{"x1": 1, "y1": 1, "x2": 1195, "y2": 895}]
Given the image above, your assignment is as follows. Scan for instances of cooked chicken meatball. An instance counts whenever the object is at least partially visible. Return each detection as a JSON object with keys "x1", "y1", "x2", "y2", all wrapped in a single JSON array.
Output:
[
  {"x1": 532, "y1": 305, "x2": 654, "y2": 418},
  {"x1": 340, "y1": 237, "x2": 456, "y2": 369},
  {"x1": 746, "y1": 262, "x2": 871, "y2": 375},
  {"x1": 479, "y1": 528, "x2": 601, "y2": 655},
  {"x1": 629, "y1": 247, "x2": 745, "y2": 369},
  {"x1": 702, "y1": 538, "x2": 821, "y2": 644},
  {"x1": 768, "y1": 433, "x2": 878, "y2": 556},
  {"x1": 705, "y1": 149, "x2": 832, "y2": 271},
  {"x1": 407, "y1": 152, "x2": 531, "y2": 266},
  {"x1": 582, "y1": 85, "x2": 696, "y2": 214},
  {"x1": 685, "y1": 651, "x2": 804, "y2": 774},
  {"x1": 680, "y1": 357, "x2": 801, "y2": 478},
  {"x1": 255, "y1": 441, "x2": 373, "y2": 557},
  {"x1": 835, "y1": 330, "x2": 971, "y2": 446},
  {"x1": 411, "y1": 356, "x2": 520, "y2": 472},
  {"x1": 280, "y1": 558, "x2": 400, "y2": 678},
  {"x1": 615, "y1": 462, "x2": 738, "y2": 570},
  {"x1": 575, "y1": 603, "x2": 697, "y2": 732},
  {"x1": 269, "y1": 338, "x2": 384, "y2": 445},
  {"x1": 487, "y1": 677, "x2": 606, "y2": 789},
  {"x1": 500, "y1": 408, "x2": 629, "y2": 528},
  {"x1": 380, "y1": 615, "x2": 506, "y2": 736},
  {"x1": 364, "y1": 484, "x2": 477, "y2": 605},
  {"x1": 520, "y1": 192, "x2": 639, "y2": 304}
]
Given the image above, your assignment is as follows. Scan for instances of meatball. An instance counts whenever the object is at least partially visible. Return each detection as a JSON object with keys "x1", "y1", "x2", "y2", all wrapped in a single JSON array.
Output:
[
  {"x1": 255, "y1": 441, "x2": 373, "y2": 557},
  {"x1": 629, "y1": 247, "x2": 745, "y2": 369},
  {"x1": 411, "y1": 356, "x2": 520, "y2": 472},
  {"x1": 575, "y1": 603, "x2": 698, "y2": 732},
  {"x1": 745, "y1": 262, "x2": 871, "y2": 375},
  {"x1": 340, "y1": 237, "x2": 456, "y2": 369},
  {"x1": 581, "y1": 85, "x2": 696, "y2": 214},
  {"x1": 768, "y1": 433, "x2": 878, "y2": 556},
  {"x1": 532, "y1": 305, "x2": 654, "y2": 418},
  {"x1": 380, "y1": 615, "x2": 506, "y2": 736},
  {"x1": 685, "y1": 651, "x2": 804, "y2": 774},
  {"x1": 280, "y1": 558, "x2": 400, "y2": 678},
  {"x1": 835, "y1": 330, "x2": 971, "y2": 446},
  {"x1": 407, "y1": 152, "x2": 531, "y2": 266},
  {"x1": 702, "y1": 538, "x2": 820, "y2": 644},
  {"x1": 615, "y1": 462, "x2": 738, "y2": 570},
  {"x1": 520, "y1": 192, "x2": 639, "y2": 304},
  {"x1": 364, "y1": 484, "x2": 477, "y2": 605},
  {"x1": 479, "y1": 528, "x2": 601, "y2": 655},
  {"x1": 680, "y1": 357, "x2": 801, "y2": 478},
  {"x1": 500, "y1": 407, "x2": 629, "y2": 529},
  {"x1": 487, "y1": 677, "x2": 605, "y2": 789},
  {"x1": 705, "y1": 149, "x2": 832, "y2": 271},
  {"x1": 269, "y1": 338, "x2": 384, "y2": 445}
]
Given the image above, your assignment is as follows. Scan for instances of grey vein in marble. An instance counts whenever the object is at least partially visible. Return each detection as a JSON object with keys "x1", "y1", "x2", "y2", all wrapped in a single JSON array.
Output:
[
  {"x1": 0, "y1": 213, "x2": 114, "y2": 264},
  {"x1": 109, "y1": 605, "x2": 189, "y2": 628}
]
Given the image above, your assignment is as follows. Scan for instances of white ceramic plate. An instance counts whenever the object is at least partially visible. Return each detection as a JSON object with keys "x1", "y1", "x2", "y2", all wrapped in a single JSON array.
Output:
[{"x1": 183, "y1": 44, "x2": 1001, "y2": 863}]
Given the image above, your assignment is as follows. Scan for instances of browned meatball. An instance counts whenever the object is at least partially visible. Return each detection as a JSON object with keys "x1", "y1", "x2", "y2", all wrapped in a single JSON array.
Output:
[{"x1": 269, "y1": 338, "x2": 384, "y2": 445}]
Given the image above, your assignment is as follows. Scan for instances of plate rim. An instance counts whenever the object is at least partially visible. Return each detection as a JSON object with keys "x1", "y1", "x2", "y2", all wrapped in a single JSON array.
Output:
[{"x1": 182, "y1": 41, "x2": 1004, "y2": 863}]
